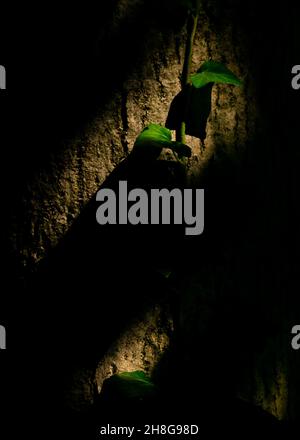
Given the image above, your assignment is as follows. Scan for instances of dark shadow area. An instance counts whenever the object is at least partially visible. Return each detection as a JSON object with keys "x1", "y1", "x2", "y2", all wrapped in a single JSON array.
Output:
[
  {"x1": 21, "y1": 156, "x2": 186, "y2": 413},
  {"x1": 23, "y1": 139, "x2": 298, "y2": 435}
]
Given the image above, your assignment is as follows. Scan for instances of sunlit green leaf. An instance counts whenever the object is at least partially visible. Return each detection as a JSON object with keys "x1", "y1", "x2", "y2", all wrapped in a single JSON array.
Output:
[
  {"x1": 118, "y1": 371, "x2": 153, "y2": 383},
  {"x1": 134, "y1": 124, "x2": 172, "y2": 149},
  {"x1": 101, "y1": 371, "x2": 157, "y2": 401},
  {"x1": 132, "y1": 123, "x2": 191, "y2": 159},
  {"x1": 191, "y1": 61, "x2": 242, "y2": 89}
]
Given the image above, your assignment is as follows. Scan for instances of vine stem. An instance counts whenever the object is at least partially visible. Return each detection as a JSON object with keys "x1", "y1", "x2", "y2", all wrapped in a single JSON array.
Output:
[{"x1": 176, "y1": 11, "x2": 199, "y2": 144}]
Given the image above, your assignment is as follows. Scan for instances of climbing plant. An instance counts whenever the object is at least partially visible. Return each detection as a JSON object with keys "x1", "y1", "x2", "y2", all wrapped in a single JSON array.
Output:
[
  {"x1": 132, "y1": 0, "x2": 241, "y2": 161},
  {"x1": 101, "y1": 0, "x2": 242, "y2": 401}
]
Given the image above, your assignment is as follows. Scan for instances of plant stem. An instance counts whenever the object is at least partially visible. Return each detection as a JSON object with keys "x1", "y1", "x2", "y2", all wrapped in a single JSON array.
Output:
[{"x1": 176, "y1": 11, "x2": 199, "y2": 144}]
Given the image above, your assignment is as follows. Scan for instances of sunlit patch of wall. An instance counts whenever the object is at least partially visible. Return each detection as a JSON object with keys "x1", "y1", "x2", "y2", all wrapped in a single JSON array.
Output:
[
  {"x1": 64, "y1": 304, "x2": 174, "y2": 411},
  {"x1": 11, "y1": 99, "x2": 127, "y2": 273}
]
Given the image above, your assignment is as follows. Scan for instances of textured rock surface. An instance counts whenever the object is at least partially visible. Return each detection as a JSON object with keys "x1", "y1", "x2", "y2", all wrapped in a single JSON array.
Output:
[
  {"x1": 7, "y1": 0, "x2": 299, "y2": 421},
  {"x1": 10, "y1": 0, "x2": 252, "y2": 272},
  {"x1": 64, "y1": 304, "x2": 174, "y2": 411}
]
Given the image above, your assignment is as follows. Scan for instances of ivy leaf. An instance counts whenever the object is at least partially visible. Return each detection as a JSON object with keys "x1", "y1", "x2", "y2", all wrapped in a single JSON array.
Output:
[
  {"x1": 186, "y1": 83, "x2": 213, "y2": 140},
  {"x1": 166, "y1": 84, "x2": 212, "y2": 141},
  {"x1": 166, "y1": 62, "x2": 241, "y2": 142},
  {"x1": 191, "y1": 61, "x2": 242, "y2": 89},
  {"x1": 100, "y1": 371, "x2": 157, "y2": 401},
  {"x1": 165, "y1": 91, "x2": 185, "y2": 133},
  {"x1": 132, "y1": 123, "x2": 191, "y2": 160},
  {"x1": 118, "y1": 371, "x2": 153, "y2": 382}
]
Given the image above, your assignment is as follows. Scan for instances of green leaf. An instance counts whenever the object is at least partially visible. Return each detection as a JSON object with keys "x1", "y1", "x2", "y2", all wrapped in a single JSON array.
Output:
[
  {"x1": 166, "y1": 62, "x2": 241, "y2": 142},
  {"x1": 101, "y1": 371, "x2": 157, "y2": 401},
  {"x1": 165, "y1": 91, "x2": 185, "y2": 132},
  {"x1": 191, "y1": 61, "x2": 242, "y2": 89},
  {"x1": 134, "y1": 124, "x2": 172, "y2": 149},
  {"x1": 186, "y1": 84, "x2": 213, "y2": 140},
  {"x1": 118, "y1": 371, "x2": 153, "y2": 383},
  {"x1": 166, "y1": 84, "x2": 212, "y2": 141},
  {"x1": 132, "y1": 123, "x2": 191, "y2": 160}
]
